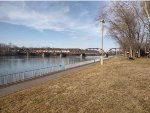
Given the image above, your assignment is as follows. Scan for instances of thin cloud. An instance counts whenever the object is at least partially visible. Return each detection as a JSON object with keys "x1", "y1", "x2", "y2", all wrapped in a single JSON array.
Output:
[{"x1": 0, "y1": 1, "x2": 102, "y2": 37}]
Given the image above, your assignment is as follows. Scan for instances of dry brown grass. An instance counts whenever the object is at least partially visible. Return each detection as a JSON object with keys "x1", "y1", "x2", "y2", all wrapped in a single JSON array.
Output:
[{"x1": 0, "y1": 57, "x2": 150, "y2": 113}]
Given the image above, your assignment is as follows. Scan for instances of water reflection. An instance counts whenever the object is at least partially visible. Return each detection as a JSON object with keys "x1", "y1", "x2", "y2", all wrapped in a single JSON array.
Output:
[{"x1": 0, "y1": 56, "x2": 99, "y2": 76}]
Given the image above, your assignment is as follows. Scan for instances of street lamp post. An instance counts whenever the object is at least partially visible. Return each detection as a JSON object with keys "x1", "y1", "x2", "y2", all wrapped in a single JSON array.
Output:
[{"x1": 101, "y1": 19, "x2": 105, "y2": 65}]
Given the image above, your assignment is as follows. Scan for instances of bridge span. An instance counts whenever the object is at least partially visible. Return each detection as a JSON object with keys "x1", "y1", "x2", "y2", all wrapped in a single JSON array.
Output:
[
  {"x1": 6, "y1": 47, "x2": 122, "y2": 57},
  {"x1": 17, "y1": 48, "x2": 102, "y2": 57}
]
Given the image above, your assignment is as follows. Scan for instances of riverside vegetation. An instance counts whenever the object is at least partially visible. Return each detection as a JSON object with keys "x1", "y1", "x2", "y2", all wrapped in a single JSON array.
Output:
[{"x1": 0, "y1": 57, "x2": 150, "y2": 113}]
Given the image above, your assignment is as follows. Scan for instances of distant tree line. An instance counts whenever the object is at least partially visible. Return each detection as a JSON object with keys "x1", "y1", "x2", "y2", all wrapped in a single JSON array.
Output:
[
  {"x1": 0, "y1": 43, "x2": 18, "y2": 56},
  {"x1": 0, "y1": 43, "x2": 47, "y2": 56},
  {"x1": 0, "y1": 43, "x2": 100, "y2": 56},
  {"x1": 100, "y1": 1, "x2": 150, "y2": 58}
]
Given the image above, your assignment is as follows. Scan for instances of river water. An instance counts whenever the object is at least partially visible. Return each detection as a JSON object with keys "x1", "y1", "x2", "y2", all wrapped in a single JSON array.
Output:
[{"x1": 0, "y1": 56, "x2": 100, "y2": 76}]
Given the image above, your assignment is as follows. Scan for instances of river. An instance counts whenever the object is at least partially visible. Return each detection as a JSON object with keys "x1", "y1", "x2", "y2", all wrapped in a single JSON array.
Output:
[{"x1": 0, "y1": 56, "x2": 100, "y2": 76}]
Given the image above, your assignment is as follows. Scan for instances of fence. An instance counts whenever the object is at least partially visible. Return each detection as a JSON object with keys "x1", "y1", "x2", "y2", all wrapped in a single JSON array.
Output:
[{"x1": 0, "y1": 59, "x2": 100, "y2": 86}]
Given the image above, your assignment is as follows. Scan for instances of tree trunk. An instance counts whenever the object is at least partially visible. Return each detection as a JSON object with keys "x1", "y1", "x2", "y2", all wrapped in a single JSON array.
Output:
[
  {"x1": 124, "y1": 50, "x2": 126, "y2": 57},
  {"x1": 138, "y1": 49, "x2": 140, "y2": 57},
  {"x1": 130, "y1": 46, "x2": 133, "y2": 58}
]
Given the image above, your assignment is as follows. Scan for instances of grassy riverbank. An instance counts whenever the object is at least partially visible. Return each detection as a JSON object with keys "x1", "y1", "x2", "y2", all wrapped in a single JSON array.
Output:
[{"x1": 0, "y1": 57, "x2": 150, "y2": 113}]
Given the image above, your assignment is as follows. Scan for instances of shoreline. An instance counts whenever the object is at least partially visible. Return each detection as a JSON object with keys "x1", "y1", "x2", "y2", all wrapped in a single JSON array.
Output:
[
  {"x1": 0, "y1": 61, "x2": 101, "y2": 97},
  {"x1": 0, "y1": 57, "x2": 112, "y2": 97},
  {"x1": 0, "y1": 56, "x2": 102, "y2": 86}
]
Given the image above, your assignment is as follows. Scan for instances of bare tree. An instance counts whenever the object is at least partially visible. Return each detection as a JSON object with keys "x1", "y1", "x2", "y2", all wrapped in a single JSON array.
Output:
[{"x1": 100, "y1": 1, "x2": 147, "y2": 58}]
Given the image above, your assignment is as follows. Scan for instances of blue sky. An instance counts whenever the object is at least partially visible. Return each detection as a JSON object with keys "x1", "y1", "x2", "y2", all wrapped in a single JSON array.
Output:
[{"x1": 0, "y1": 1, "x2": 117, "y2": 50}]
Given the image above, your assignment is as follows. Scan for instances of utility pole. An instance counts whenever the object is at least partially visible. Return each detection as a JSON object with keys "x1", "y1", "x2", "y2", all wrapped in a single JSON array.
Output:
[{"x1": 100, "y1": 19, "x2": 105, "y2": 65}]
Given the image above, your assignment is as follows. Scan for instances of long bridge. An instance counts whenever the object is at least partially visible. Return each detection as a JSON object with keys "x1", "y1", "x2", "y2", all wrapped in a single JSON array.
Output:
[
  {"x1": 17, "y1": 48, "x2": 101, "y2": 57},
  {"x1": 7, "y1": 47, "x2": 123, "y2": 57}
]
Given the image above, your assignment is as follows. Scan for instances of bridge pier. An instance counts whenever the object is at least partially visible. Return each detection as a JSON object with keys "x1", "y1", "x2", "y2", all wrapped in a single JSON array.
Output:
[
  {"x1": 42, "y1": 53, "x2": 45, "y2": 58},
  {"x1": 27, "y1": 52, "x2": 29, "y2": 57},
  {"x1": 60, "y1": 53, "x2": 66, "y2": 58},
  {"x1": 60, "y1": 53, "x2": 62, "y2": 58},
  {"x1": 80, "y1": 53, "x2": 86, "y2": 58}
]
